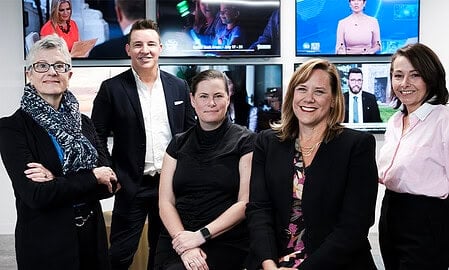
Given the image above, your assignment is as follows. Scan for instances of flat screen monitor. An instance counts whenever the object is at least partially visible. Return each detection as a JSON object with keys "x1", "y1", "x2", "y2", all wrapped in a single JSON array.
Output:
[
  {"x1": 157, "y1": 0, "x2": 280, "y2": 57},
  {"x1": 22, "y1": 0, "x2": 146, "y2": 59},
  {"x1": 294, "y1": 61, "x2": 397, "y2": 132},
  {"x1": 337, "y1": 62, "x2": 397, "y2": 132},
  {"x1": 69, "y1": 66, "x2": 129, "y2": 116},
  {"x1": 160, "y1": 64, "x2": 282, "y2": 131},
  {"x1": 68, "y1": 64, "x2": 282, "y2": 133},
  {"x1": 296, "y1": 0, "x2": 419, "y2": 56}
]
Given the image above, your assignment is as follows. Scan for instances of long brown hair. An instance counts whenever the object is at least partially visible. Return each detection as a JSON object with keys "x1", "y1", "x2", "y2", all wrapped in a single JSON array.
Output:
[{"x1": 272, "y1": 58, "x2": 345, "y2": 142}]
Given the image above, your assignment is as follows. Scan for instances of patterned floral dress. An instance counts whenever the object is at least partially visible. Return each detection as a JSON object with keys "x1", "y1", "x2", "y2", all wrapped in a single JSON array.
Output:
[{"x1": 279, "y1": 149, "x2": 307, "y2": 268}]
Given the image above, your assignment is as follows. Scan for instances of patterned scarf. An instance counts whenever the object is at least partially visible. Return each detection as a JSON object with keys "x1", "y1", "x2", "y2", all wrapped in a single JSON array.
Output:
[{"x1": 21, "y1": 84, "x2": 98, "y2": 174}]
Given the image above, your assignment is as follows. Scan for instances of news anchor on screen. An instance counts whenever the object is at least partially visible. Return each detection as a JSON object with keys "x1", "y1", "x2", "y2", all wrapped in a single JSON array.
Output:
[
  {"x1": 40, "y1": 0, "x2": 79, "y2": 52},
  {"x1": 335, "y1": 0, "x2": 381, "y2": 54}
]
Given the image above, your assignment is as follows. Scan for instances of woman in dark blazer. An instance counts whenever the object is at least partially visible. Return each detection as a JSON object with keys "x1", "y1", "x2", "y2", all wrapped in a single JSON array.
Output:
[
  {"x1": 0, "y1": 35, "x2": 117, "y2": 270},
  {"x1": 246, "y1": 58, "x2": 378, "y2": 270}
]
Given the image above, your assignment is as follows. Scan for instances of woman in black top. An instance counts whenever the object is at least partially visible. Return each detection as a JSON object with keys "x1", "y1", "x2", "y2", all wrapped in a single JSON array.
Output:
[
  {"x1": 155, "y1": 69, "x2": 256, "y2": 270},
  {"x1": 0, "y1": 35, "x2": 116, "y2": 270}
]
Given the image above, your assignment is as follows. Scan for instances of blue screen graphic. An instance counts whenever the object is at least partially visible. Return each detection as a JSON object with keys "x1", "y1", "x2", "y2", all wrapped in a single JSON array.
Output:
[{"x1": 296, "y1": 0, "x2": 419, "y2": 55}]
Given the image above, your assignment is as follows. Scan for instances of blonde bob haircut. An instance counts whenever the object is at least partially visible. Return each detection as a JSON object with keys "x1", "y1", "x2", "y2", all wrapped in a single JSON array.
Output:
[{"x1": 272, "y1": 58, "x2": 345, "y2": 142}]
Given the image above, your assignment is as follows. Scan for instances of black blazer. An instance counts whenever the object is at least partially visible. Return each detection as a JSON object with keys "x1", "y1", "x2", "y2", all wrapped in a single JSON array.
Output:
[
  {"x1": 344, "y1": 91, "x2": 382, "y2": 123},
  {"x1": 0, "y1": 110, "x2": 111, "y2": 270},
  {"x1": 246, "y1": 128, "x2": 378, "y2": 270},
  {"x1": 88, "y1": 35, "x2": 129, "y2": 59},
  {"x1": 91, "y1": 69, "x2": 196, "y2": 207}
]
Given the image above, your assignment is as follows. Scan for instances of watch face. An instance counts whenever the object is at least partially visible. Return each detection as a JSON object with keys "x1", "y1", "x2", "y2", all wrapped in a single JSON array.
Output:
[{"x1": 200, "y1": 227, "x2": 211, "y2": 240}]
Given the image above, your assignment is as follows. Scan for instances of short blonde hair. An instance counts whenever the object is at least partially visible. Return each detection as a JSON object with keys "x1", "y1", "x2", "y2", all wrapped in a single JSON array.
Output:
[{"x1": 26, "y1": 34, "x2": 72, "y2": 70}]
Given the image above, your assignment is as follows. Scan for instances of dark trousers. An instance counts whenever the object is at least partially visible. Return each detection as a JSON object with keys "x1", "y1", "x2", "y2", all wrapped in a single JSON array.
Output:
[
  {"x1": 109, "y1": 175, "x2": 162, "y2": 270},
  {"x1": 379, "y1": 190, "x2": 449, "y2": 270}
]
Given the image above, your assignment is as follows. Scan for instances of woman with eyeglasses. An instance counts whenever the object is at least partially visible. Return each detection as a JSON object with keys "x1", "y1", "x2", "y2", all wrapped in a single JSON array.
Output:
[
  {"x1": 40, "y1": 0, "x2": 79, "y2": 52},
  {"x1": 0, "y1": 35, "x2": 116, "y2": 270}
]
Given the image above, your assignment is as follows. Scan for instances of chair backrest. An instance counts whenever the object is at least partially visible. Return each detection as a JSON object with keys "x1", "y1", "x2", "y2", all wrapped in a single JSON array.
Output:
[{"x1": 25, "y1": 32, "x2": 40, "y2": 54}]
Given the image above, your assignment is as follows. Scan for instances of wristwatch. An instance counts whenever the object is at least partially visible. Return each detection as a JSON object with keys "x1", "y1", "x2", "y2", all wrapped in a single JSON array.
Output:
[{"x1": 200, "y1": 227, "x2": 211, "y2": 241}]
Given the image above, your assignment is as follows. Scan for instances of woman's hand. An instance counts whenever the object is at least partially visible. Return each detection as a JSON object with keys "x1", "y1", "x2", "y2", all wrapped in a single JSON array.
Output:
[
  {"x1": 180, "y1": 247, "x2": 208, "y2": 270},
  {"x1": 24, "y1": 162, "x2": 54, "y2": 182},
  {"x1": 172, "y1": 230, "x2": 205, "y2": 255},
  {"x1": 262, "y1": 259, "x2": 297, "y2": 270},
  {"x1": 93, "y1": 166, "x2": 117, "y2": 193}
]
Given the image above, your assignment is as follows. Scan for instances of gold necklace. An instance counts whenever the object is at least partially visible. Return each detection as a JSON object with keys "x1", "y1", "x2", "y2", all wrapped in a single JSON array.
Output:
[{"x1": 295, "y1": 138, "x2": 322, "y2": 157}]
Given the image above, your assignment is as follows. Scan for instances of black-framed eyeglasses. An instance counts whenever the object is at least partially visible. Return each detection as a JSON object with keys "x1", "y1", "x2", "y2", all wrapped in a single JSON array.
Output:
[{"x1": 30, "y1": 62, "x2": 71, "y2": 73}]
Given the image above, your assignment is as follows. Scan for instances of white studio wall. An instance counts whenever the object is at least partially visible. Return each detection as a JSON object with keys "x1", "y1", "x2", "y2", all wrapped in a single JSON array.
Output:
[
  {"x1": 0, "y1": 0, "x2": 27, "y2": 234},
  {"x1": 0, "y1": 0, "x2": 448, "y2": 234}
]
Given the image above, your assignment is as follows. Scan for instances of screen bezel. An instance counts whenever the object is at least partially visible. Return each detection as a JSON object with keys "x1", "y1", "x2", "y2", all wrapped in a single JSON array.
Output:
[
  {"x1": 22, "y1": 0, "x2": 147, "y2": 60},
  {"x1": 156, "y1": 0, "x2": 281, "y2": 58},
  {"x1": 295, "y1": 0, "x2": 420, "y2": 57},
  {"x1": 67, "y1": 63, "x2": 283, "y2": 125}
]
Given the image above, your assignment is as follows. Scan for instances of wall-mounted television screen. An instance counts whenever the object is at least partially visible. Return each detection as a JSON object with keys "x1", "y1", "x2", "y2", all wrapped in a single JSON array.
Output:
[
  {"x1": 68, "y1": 64, "x2": 282, "y2": 133},
  {"x1": 22, "y1": 0, "x2": 146, "y2": 59},
  {"x1": 296, "y1": 0, "x2": 419, "y2": 56},
  {"x1": 69, "y1": 66, "x2": 129, "y2": 115},
  {"x1": 157, "y1": 0, "x2": 280, "y2": 57},
  {"x1": 295, "y1": 61, "x2": 397, "y2": 132}
]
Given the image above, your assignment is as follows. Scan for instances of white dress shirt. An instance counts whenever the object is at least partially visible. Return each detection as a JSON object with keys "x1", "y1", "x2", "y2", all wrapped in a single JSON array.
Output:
[{"x1": 133, "y1": 69, "x2": 172, "y2": 176}]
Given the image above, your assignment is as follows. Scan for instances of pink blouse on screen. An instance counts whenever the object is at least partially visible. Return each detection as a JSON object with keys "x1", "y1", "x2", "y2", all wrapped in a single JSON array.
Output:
[{"x1": 335, "y1": 14, "x2": 381, "y2": 54}]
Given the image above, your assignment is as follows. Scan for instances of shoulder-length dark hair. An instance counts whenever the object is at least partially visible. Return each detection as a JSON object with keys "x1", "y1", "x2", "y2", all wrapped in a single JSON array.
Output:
[
  {"x1": 272, "y1": 58, "x2": 345, "y2": 142},
  {"x1": 390, "y1": 43, "x2": 448, "y2": 114}
]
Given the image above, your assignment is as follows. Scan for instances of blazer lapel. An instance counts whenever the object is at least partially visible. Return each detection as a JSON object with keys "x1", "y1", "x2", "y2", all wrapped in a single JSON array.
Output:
[
  {"x1": 122, "y1": 69, "x2": 145, "y2": 130},
  {"x1": 273, "y1": 139, "x2": 296, "y2": 228},
  {"x1": 160, "y1": 71, "x2": 176, "y2": 133}
]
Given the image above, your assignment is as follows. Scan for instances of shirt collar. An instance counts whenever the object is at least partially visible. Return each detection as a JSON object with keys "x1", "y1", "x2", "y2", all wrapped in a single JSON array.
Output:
[
  {"x1": 131, "y1": 67, "x2": 161, "y2": 88},
  {"x1": 123, "y1": 24, "x2": 132, "y2": 35},
  {"x1": 349, "y1": 91, "x2": 362, "y2": 98},
  {"x1": 411, "y1": 102, "x2": 436, "y2": 121}
]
